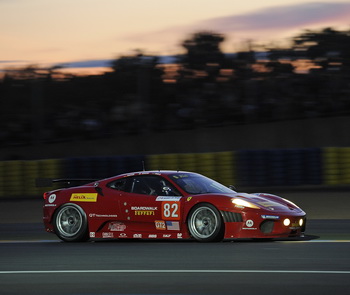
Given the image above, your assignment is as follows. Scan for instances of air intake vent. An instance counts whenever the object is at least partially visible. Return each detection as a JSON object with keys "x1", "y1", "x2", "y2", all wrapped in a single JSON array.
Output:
[
  {"x1": 260, "y1": 220, "x2": 274, "y2": 233},
  {"x1": 221, "y1": 211, "x2": 243, "y2": 222}
]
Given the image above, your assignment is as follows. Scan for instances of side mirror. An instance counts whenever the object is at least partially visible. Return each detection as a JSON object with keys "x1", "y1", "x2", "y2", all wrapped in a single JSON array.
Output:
[{"x1": 94, "y1": 186, "x2": 104, "y2": 196}]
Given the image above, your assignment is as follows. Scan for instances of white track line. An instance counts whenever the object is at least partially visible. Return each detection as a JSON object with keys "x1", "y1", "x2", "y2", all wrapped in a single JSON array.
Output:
[
  {"x1": 0, "y1": 240, "x2": 58, "y2": 243},
  {"x1": 0, "y1": 270, "x2": 350, "y2": 274},
  {"x1": 281, "y1": 240, "x2": 350, "y2": 243}
]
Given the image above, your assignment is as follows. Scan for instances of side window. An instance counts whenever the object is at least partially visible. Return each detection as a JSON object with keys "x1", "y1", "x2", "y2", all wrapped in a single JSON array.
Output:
[
  {"x1": 107, "y1": 178, "x2": 132, "y2": 192},
  {"x1": 158, "y1": 178, "x2": 181, "y2": 196},
  {"x1": 131, "y1": 178, "x2": 154, "y2": 195},
  {"x1": 130, "y1": 176, "x2": 182, "y2": 196}
]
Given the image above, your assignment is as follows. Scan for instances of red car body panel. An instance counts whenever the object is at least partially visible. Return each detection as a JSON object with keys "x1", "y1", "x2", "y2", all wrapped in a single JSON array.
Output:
[{"x1": 42, "y1": 171, "x2": 306, "y2": 241}]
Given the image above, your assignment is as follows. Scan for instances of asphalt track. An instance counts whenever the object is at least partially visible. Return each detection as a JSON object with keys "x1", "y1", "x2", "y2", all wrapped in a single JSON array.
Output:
[{"x1": 0, "y1": 197, "x2": 350, "y2": 295}]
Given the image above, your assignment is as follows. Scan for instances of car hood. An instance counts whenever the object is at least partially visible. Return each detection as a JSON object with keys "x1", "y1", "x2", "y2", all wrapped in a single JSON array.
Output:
[{"x1": 232, "y1": 192, "x2": 303, "y2": 213}]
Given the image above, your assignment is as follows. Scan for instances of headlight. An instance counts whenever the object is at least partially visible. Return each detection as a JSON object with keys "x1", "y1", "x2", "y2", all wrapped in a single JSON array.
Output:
[
  {"x1": 299, "y1": 218, "x2": 304, "y2": 227},
  {"x1": 283, "y1": 218, "x2": 291, "y2": 226},
  {"x1": 232, "y1": 198, "x2": 260, "y2": 209}
]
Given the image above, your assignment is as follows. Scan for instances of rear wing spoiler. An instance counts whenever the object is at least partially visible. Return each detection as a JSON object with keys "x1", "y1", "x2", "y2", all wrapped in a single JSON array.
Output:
[{"x1": 35, "y1": 178, "x2": 98, "y2": 187}]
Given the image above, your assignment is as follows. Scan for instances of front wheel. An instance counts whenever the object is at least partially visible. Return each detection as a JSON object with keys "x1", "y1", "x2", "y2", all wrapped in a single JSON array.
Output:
[
  {"x1": 187, "y1": 203, "x2": 224, "y2": 242},
  {"x1": 53, "y1": 204, "x2": 89, "y2": 242}
]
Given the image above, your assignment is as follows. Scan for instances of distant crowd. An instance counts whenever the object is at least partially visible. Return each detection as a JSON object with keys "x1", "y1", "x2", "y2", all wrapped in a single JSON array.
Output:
[{"x1": 1, "y1": 73, "x2": 349, "y2": 147}]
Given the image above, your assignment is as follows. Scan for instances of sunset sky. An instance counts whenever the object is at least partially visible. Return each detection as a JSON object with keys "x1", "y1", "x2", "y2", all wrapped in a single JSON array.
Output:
[{"x1": 1, "y1": 0, "x2": 350, "y2": 71}]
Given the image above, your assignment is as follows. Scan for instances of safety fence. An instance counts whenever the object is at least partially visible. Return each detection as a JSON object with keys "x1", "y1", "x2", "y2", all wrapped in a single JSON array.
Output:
[{"x1": 0, "y1": 147, "x2": 349, "y2": 198}]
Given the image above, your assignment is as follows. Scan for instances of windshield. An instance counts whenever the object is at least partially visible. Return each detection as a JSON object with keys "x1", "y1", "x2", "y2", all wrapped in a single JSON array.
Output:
[{"x1": 169, "y1": 173, "x2": 235, "y2": 194}]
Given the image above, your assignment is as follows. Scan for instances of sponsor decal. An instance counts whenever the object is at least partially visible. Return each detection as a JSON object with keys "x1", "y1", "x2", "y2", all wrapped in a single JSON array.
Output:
[
  {"x1": 89, "y1": 213, "x2": 118, "y2": 218},
  {"x1": 148, "y1": 234, "x2": 157, "y2": 238},
  {"x1": 102, "y1": 232, "x2": 114, "y2": 238},
  {"x1": 70, "y1": 193, "x2": 98, "y2": 202},
  {"x1": 163, "y1": 234, "x2": 171, "y2": 238},
  {"x1": 89, "y1": 232, "x2": 95, "y2": 238},
  {"x1": 261, "y1": 215, "x2": 280, "y2": 219},
  {"x1": 173, "y1": 174, "x2": 189, "y2": 179},
  {"x1": 44, "y1": 204, "x2": 57, "y2": 207},
  {"x1": 118, "y1": 233, "x2": 127, "y2": 238},
  {"x1": 166, "y1": 221, "x2": 180, "y2": 231},
  {"x1": 108, "y1": 222, "x2": 126, "y2": 232},
  {"x1": 177, "y1": 233, "x2": 183, "y2": 239},
  {"x1": 156, "y1": 196, "x2": 182, "y2": 201},
  {"x1": 131, "y1": 206, "x2": 157, "y2": 210},
  {"x1": 186, "y1": 197, "x2": 192, "y2": 202},
  {"x1": 155, "y1": 220, "x2": 166, "y2": 230},
  {"x1": 289, "y1": 222, "x2": 301, "y2": 229},
  {"x1": 134, "y1": 211, "x2": 155, "y2": 216},
  {"x1": 243, "y1": 220, "x2": 257, "y2": 230},
  {"x1": 48, "y1": 194, "x2": 56, "y2": 203},
  {"x1": 132, "y1": 206, "x2": 157, "y2": 216},
  {"x1": 245, "y1": 220, "x2": 254, "y2": 228},
  {"x1": 133, "y1": 234, "x2": 142, "y2": 238}
]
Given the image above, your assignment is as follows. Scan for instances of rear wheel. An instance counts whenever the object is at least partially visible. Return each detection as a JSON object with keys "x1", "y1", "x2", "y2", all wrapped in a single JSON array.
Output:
[
  {"x1": 53, "y1": 204, "x2": 89, "y2": 242},
  {"x1": 188, "y1": 203, "x2": 224, "y2": 242}
]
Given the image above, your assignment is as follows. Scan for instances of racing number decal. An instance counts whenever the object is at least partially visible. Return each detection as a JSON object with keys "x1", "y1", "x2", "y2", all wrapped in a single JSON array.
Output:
[{"x1": 161, "y1": 202, "x2": 180, "y2": 220}]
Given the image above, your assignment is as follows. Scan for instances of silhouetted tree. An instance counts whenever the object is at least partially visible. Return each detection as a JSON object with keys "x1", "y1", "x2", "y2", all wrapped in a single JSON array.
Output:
[
  {"x1": 265, "y1": 61, "x2": 294, "y2": 76},
  {"x1": 110, "y1": 51, "x2": 165, "y2": 132},
  {"x1": 181, "y1": 32, "x2": 225, "y2": 67},
  {"x1": 111, "y1": 51, "x2": 163, "y2": 96},
  {"x1": 292, "y1": 27, "x2": 350, "y2": 72},
  {"x1": 178, "y1": 31, "x2": 230, "y2": 82}
]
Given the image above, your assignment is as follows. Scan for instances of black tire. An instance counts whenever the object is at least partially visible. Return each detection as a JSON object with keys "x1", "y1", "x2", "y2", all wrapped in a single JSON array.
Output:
[
  {"x1": 187, "y1": 203, "x2": 224, "y2": 242},
  {"x1": 53, "y1": 204, "x2": 89, "y2": 242}
]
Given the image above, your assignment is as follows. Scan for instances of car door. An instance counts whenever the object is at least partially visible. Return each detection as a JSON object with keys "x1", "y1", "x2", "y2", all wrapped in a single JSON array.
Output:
[{"x1": 117, "y1": 175, "x2": 183, "y2": 236}]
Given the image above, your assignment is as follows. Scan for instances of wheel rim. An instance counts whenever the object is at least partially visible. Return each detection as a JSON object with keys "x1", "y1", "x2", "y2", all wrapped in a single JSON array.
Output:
[
  {"x1": 190, "y1": 207, "x2": 218, "y2": 239},
  {"x1": 56, "y1": 206, "x2": 83, "y2": 237}
]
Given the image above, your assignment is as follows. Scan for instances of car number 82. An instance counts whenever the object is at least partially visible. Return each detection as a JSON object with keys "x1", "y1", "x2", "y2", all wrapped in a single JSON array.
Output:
[{"x1": 162, "y1": 202, "x2": 180, "y2": 220}]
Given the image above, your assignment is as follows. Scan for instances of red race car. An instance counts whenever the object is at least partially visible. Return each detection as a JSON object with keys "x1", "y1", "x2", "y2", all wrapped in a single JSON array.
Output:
[{"x1": 41, "y1": 171, "x2": 306, "y2": 242}]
